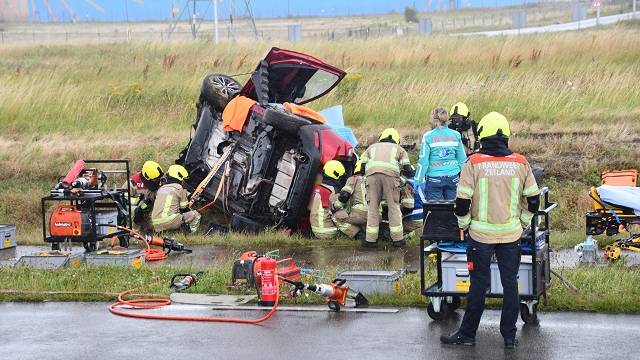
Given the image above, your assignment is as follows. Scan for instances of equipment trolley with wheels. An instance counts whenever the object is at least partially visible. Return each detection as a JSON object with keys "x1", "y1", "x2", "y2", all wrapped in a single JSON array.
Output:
[
  {"x1": 42, "y1": 160, "x2": 133, "y2": 252},
  {"x1": 419, "y1": 187, "x2": 557, "y2": 324}
]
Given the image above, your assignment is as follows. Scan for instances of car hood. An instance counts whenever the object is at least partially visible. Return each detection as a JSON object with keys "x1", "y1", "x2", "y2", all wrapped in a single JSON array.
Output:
[{"x1": 239, "y1": 47, "x2": 346, "y2": 105}]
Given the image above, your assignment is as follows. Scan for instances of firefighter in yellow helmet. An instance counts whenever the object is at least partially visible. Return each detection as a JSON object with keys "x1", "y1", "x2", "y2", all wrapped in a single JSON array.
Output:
[
  {"x1": 441, "y1": 112, "x2": 540, "y2": 349},
  {"x1": 151, "y1": 164, "x2": 201, "y2": 233},
  {"x1": 332, "y1": 159, "x2": 368, "y2": 239},
  {"x1": 361, "y1": 128, "x2": 414, "y2": 247},
  {"x1": 130, "y1": 161, "x2": 165, "y2": 232},
  {"x1": 309, "y1": 160, "x2": 345, "y2": 239}
]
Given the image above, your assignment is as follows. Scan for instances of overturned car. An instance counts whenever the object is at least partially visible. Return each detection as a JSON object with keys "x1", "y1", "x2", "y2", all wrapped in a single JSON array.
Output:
[{"x1": 177, "y1": 48, "x2": 356, "y2": 233}]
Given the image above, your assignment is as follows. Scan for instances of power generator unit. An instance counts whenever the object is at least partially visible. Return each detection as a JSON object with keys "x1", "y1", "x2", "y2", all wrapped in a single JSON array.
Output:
[{"x1": 42, "y1": 160, "x2": 133, "y2": 252}]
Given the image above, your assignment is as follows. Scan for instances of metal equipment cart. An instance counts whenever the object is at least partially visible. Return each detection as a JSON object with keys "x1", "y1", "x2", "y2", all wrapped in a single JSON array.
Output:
[
  {"x1": 41, "y1": 160, "x2": 133, "y2": 252},
  {"x1": 420, "y1": 187, "x2": 557, "y2": 324}
]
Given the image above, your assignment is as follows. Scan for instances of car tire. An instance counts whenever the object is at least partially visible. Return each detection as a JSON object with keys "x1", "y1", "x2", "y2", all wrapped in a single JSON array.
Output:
[
  {"x1": 201, "y1": 73, "x2": 241, "y2": 113},
  {"x1": 261, "y1": 108, "x2": 312, "y2": 135},
  {"x1": 230, "y1": 213, "x2": 265, "y2": 234}
]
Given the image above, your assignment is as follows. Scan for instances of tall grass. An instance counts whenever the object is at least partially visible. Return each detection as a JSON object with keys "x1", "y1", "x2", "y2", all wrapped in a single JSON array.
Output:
[{"x1": 0, "y1": 25, "x2": 639, "y2": 244}]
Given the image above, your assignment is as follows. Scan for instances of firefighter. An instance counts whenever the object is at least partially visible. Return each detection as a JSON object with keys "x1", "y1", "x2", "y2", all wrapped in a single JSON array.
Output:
[
  {"x1": 151, "y1": 165, "x2": 201, "y2": 233},
  {"x1": 309, "y1": 160, "x2": 345, "y2": 239},
  {"x1": 130, "y1": 160, "x2": 164, "y2": 232},
  {"x1": 440, "y1": 112, "x2": 540, "y2": 349},
  {"x1": 332, "y1": 159, "x2": 367, "y2": 239},
  {"x1": 361, "y1": 128, "x2": 414, "y2": 247},
  {"x1": 414, "y1": 107, "x2": 467, "y2": 201}
]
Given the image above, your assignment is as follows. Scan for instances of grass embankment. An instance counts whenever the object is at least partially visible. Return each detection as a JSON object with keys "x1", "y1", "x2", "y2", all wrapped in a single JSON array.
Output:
[
  {"x1": 2, "y1": 263, "x2": 640, "y2": 313},
  {"x1": 0, "y1": 25, "x2": 640, "y2": 309}
]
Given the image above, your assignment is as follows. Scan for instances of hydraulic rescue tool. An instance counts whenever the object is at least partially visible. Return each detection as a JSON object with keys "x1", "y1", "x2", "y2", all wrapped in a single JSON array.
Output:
[
  {"x1": 144, "y1": 234, "x2": 193, "y2": 254},
  {"x1": 170, "y1": 272, "x2": 204, "y2": 292},
  {"x1": 284, "y1": 278, "x2": 369, "y2": 311}
]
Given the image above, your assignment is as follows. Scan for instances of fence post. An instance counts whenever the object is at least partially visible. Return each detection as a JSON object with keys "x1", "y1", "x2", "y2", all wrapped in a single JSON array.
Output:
[
  {"x1": 1, "y1": 31, "x2": 4, "y2": 44},
  {"x1": 65, "y1": 32, "x2": 68, "y2": 43}
]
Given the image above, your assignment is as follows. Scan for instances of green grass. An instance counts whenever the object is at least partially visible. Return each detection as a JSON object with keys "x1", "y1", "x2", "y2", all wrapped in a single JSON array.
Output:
[{"x1": 2, "y1": 263, "x2": 640, "y2": 313}]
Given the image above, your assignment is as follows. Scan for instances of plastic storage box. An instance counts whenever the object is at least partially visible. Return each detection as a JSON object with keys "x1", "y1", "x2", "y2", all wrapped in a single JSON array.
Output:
[
  {"x1": 0, "y1": 225, "x2": 16, "y2": 249},
  {"x1": 337, "y1": 270, "x2": 403, "y2": 295},
  {"x1": 441, "y1": 253, "x2": 471, "y2": 292},
  {"x1": 85, "y1": 249, "x2": 145, "y2": 268},
  {"x1": 95, "y1": 210, "x2": 119, "y2": 236},
  {"x1": 491, "y1": 243, "x2": 549, "y2": 296}
]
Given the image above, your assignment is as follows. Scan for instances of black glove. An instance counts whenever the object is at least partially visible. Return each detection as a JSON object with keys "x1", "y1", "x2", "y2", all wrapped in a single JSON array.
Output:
[
  {"x1": 338, "y1": 190, "x2": 352, "y2": 204},
  {"x1": 401, "y1": 164, "x2": 415, "y2": 178}
]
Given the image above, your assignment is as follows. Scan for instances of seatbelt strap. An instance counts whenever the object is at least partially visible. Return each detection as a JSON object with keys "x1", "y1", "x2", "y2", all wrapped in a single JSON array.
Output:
[{"x1": 189, "y1": 142, "x2": 236, "y2": 207}]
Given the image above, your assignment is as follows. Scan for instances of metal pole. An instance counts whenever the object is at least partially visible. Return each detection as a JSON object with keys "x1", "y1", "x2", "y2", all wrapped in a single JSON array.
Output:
[
  {"x1": 596, "y1": 5, "x2": 600, "y2": 26},
  {"x1": 214, "y1": 0, "x2": 219, "y2": 43},
  {"x1": 634, "y1": 0, "x2": 637, "y2": 18}
]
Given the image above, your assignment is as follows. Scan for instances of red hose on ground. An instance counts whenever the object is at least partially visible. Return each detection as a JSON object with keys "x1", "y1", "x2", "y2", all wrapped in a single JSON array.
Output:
[
  {"x1": 112, "y1": 225, "x2": 167, "y2": 261},
  {"x1": 108, "y1": 280, "x2": 280, "y2": 324}
]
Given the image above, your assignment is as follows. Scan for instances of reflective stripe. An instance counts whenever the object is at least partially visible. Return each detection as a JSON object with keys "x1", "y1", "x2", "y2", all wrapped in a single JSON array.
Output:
[
  {"x1": 389, "y1": 224, "x2": 403, "y2": 233},
  {"x1": 457, "y1": 214, "x2": 471, "y2": 227},
  {"x1": 180, "y1": 201, "x2": 189, "y2": 208},
  {"x1": 359, "y1": 178, "x2": 367, "y2": 209},
  {"x1": 353, "y1": 203, "x2": 368, "y2": 211},
  {"x1": 402, "y1": 198, "x2": 414, "y2": 207},
  {"x1": 312, "y1": 202, "x2": 336, "y2": 235},
  {"x1": 478, "y1": 178, "x2": 488, "y2": 222},
  {"x1": 509, "y1": 178, "x2": 520, "y2": 219},
  {"x1": 366, "y1": 225, "x2": 379, "y2": 234},
  {"x1": 523, "y1": 184, "x2": 540, "y2": 197},
  {"x1": 470, "y1": 219, "x2": 521, "y2": 233},
  {"x1": 429, "y1": 141, "x2": 459, "y2": 148},
  {"x1": 139, "y1": 202, "x2": 148, "y2": 210},
  {"x1": 520, "y1": 211, "x2": 534, "y2": 226},
  {"x1": 312, "y1": 226, "x2": 338, "y2": 235},
  {"x1": 457, "y1": 185, "x2": 474, "y2": 197},
  {"x1": 342, "y1": 185, "x2": 354, "y2": 194},
  {"x1": 152, "y1": 195, "x2": 179, "y2": 226}
]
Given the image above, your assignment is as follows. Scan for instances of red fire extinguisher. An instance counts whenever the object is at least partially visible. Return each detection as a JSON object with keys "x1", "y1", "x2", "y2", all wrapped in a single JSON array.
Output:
[{"x1": 259, "y1": 257, "x2": 278, "y2": 306}]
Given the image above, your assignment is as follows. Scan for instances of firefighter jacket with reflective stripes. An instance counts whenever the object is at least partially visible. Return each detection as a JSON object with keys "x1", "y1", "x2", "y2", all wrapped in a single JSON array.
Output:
[
  {"x1": 415, "y1": 126, "x2": 467, "y2": 184},
  {"x1": 151, "y1": 183, "x2": 190, "y2": 227},
  {"x1": 309, "y1": 183, "x2": 339, "y2": 237},
  {"x1": 333, "y1": 174, "x2": 368, "y2": 212},
  {"x1": 456, "y1": 152, "x2": 540, "y2": 244},
  {"x1": 361, "y1": 142, "x2": 411, "y2": 178}
]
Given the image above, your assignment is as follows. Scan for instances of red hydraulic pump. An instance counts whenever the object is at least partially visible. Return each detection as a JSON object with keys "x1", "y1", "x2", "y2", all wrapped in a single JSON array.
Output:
[{"x1": 231, "y1": 251, "x2": 301, "y2": 288}]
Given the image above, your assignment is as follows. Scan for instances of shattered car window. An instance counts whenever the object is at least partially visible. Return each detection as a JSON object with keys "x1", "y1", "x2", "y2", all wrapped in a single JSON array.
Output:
[{"x1": 295, "y1": 70, "x2": 340, "y2": 103}]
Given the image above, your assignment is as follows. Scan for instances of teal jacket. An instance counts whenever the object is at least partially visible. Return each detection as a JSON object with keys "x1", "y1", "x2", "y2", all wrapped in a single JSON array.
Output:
[{"x1": 414, "y1": 126, "x2": 467, "y2": 185}]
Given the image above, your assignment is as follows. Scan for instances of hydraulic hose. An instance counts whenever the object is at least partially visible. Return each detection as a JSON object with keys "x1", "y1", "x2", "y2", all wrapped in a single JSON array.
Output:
[
  {"x1": 102, "y1": 225, "x2": 167, "y2": 261},
  {"x1": 108, "y1": 278, "x2": 280, "y2": 324}
]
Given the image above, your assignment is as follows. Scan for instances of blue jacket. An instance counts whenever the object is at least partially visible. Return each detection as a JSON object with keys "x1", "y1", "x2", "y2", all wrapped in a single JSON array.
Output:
[{"x1": 414, "y1": 126, "x2": 467, "y2": 185}]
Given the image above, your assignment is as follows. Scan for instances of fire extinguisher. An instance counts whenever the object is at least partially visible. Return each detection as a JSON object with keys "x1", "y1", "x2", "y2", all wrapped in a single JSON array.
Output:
[{"x1": 258, "y1": 257, "x2": 278, "y2": 306}]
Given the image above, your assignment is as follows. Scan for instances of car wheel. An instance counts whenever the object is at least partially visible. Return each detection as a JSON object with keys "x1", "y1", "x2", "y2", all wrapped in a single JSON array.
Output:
[
  {"x1": 261, "y1": 108, "x2": 312, "y2": 135},
  {"x1": 201, "y1": 73, "x2": 241, "y2": 112}
]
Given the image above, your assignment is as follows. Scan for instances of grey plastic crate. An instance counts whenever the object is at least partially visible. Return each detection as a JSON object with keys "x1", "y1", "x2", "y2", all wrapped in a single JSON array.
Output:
[
  {"x1": 15, "y1": 253, "x2": 84, "y2": 269},
  {"x1": 85, "y1": 249, "x2": 145, "y2": 268},
  {"x1": 95, "y1": 211, "x2": 118, "y2": 236},
  {"x1": 0, "y1": 224, "x2": 17, "y2": 250},
  {"x1": 441, "y1": 253, "x2": 471, "y2": 293},
  {"x1": 337, "y1": 270, "x2": 403, "y2": 295},
  {"x1": 491, "y1": 243, "x2": 548, "y2": 296}
]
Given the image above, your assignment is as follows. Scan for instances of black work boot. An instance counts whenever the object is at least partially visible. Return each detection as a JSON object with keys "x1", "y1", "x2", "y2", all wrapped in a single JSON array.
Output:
[
  {"x1": 361, "y1": 239, "x2": 378, "y2": 248},
  {"x1": 504, "y1": 338, "x2": 518, "y2": 349},
  {"x1": 440, "y1": 331, "x2": 475, "y2": 346},
  {"x1": 392, "y1": 239, "x2": 406, "y2": 248}
]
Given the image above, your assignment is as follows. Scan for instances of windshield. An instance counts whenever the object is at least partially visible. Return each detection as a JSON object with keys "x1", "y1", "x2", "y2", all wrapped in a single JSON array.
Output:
[
  {"x1": 266, "y1": 64, "x2": 340, "y2": 104},
  {"x1": 295, "y1": 70, "x2": 340, "y2": 103}
]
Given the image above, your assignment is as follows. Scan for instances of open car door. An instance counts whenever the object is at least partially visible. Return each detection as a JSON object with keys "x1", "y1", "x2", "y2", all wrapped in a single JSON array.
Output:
[{"x1": 240, "y1": 47, "x2": 346, "y2": 105}]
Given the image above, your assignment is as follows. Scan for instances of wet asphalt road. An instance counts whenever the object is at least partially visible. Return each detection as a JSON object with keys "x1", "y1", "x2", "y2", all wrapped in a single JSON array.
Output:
[{"x1": 1, "y1": 302, "x2": 639, "y2": 360}]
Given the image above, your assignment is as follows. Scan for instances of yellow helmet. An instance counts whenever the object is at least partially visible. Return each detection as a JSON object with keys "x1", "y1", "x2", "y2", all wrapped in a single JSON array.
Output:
[
  {"x1": 323, "y1": 160, "x2": 346, "y2": 180},
  {"x1": 477, "y1": 112, "x2": 511, "y2": 140},
  {"x1": 450, "y1": 102, "x2": 470, "y2": 118},
  {"x1": 167, "y1": 164, "x2": 189, "y2": 181},
  {"x1": 354, "y1": 159, "x2": 364, "y2": 174},
  {"x1": 141, "y1": 161, "x2": 163, "y2": 181},
  {"x1": 379, "y1": 128, "x2": 400, "y2": 144}
]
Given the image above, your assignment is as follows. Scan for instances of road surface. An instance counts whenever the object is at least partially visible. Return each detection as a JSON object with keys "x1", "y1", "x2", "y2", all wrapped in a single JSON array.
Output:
[
  {"x1": 458, "y1": 12, "x2": 637, "y2": 36},
  {"x1": 1, "y1": 302, "x2": 639, "y2": 360}
]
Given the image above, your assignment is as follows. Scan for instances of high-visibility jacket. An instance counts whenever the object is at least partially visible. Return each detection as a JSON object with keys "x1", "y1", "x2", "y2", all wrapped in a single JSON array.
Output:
[
  {"x1": 361, "y1": 142, "x2": 411, "y2": 178},
  {"x1": 333, "y1": 174, "x2": 367, "y2": 213},
  {"x1": 415, "y1": 126, "x2": 467, "y2": 185},
  {"x1": 151, "y1": 183, "x2": 190, "y2": 228},
  {"x1": 456, "y1": 152, "x2": 540, "y2": 244},
  {"x1": 309, "y1": 183, "x2": 338, "y2": 237}
]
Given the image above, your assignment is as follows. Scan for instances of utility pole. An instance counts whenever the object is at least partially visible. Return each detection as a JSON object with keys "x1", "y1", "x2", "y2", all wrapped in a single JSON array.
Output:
[
  {"x1": 124, "y1": 0, "x2": 129, "y2": 23},
  {"x1": 214, "y1": 0, "x2": 219, "y2": 43},
  {"x1": 634, "y1": 0, "x2": 637, "y2": 18}
]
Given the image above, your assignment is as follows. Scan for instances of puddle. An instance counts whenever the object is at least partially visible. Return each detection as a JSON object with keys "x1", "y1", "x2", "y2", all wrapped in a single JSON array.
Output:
[{"x1": 4, "y1": 244, "x2": 640, "y2": 270}]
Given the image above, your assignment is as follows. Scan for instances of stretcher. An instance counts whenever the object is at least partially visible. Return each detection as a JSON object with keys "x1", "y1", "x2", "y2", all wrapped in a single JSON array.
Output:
[
  {"x1": 586, "y1": 170, "x2": 640, "y2": 260},
  {"x1": 419, "y1": 187, "x2": 556, "y2": 324}
]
